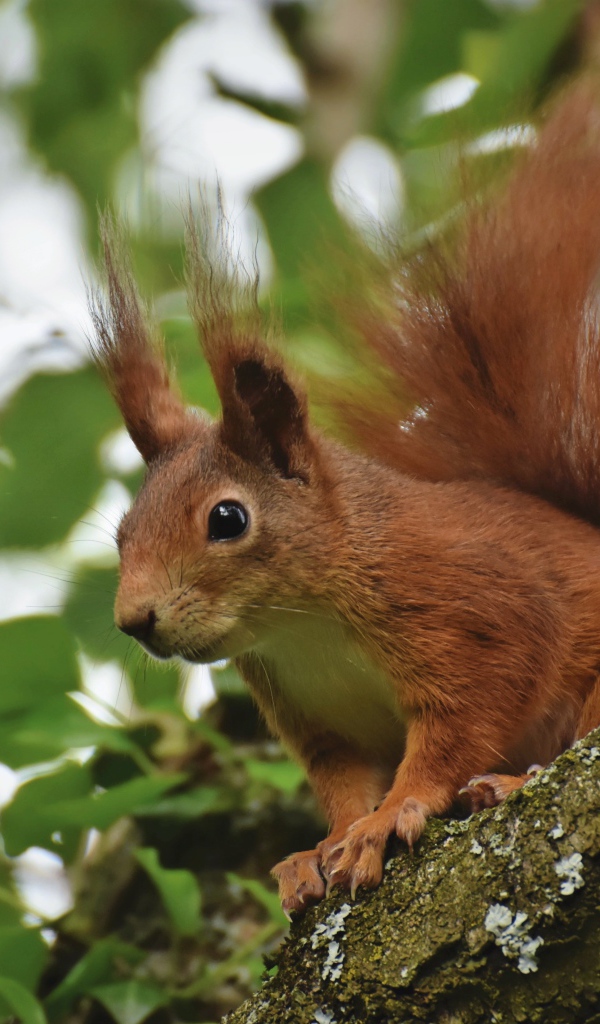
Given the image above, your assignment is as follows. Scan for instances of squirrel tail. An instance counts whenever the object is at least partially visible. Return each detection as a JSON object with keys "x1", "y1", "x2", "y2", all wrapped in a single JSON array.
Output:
[{"x1": 343, "y1": 82, "x2": 600, "y2": 525}]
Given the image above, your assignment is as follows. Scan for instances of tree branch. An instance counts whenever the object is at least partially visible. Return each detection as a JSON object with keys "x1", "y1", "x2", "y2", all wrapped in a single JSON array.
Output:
[{"x1": 225, "y1": 726, "x2": 600, "y2": 1023}]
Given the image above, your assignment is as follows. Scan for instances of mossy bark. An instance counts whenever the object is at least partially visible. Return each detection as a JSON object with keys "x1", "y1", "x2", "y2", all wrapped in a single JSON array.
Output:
[{"x1": 225, "y1": 727, "x2": 600, "y2": 1024}]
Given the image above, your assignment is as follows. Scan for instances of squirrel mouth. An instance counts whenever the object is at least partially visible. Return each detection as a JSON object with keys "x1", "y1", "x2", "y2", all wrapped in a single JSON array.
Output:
[
  {"x1": 135, "y1": 637, "x2": 174, "y2": 661},
  {"x1": 136, "y1": 636, "x2": 218, "y2": 664},
  {"x1": 131, "y1": 621, "x2": 248, "y2": 664},
  {"x1": 132, "y1": 633, "x2": 226, "y2": 665},
  {"x1": 182, "y1": 641, "x2": 223, "y2": 664}
]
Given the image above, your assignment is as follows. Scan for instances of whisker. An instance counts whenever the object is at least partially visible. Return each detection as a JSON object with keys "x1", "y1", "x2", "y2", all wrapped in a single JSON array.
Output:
[
  {"x1": 241, "y1": 613, "x2": 340, "y2": 651},
  {"x1": 68, "y1": 540, "x2": 118, "y2": 550},
  {"x1": 96, "y1": 624, "x2": 123, "y2": 659},
  {"x1": 157, "y1": 553, "x2": 174, "y2": 591},
  {"x1": 246, "y1": 602, "x2": 340, "y2": 624},
  {"x1": 117, "y1": 640, "x2": 135, "y2": 721},
  {"x1": 21, "y1": 567, "x2": 80, "y2": 582},
  {"x1": 20, "y1": 568, "x2": 116, "y2": 594},
  {"x1": 256, "y1": 652, "x2": 278, "y2": 733},
  {"x1": 88, "y1": 505, "x2": 122, "y2": 531},
  {"x1": 482, "y1": 738, "x2": 516, "y2": 772},
  {"x1": 19, "y1": 579, "x2": 70, "y2": 595},
  {"x1": 79, "y1": 520, "x2": 117, "y2": 542}
]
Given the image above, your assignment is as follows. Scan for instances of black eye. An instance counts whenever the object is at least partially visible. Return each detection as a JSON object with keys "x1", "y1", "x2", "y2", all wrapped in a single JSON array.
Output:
[{"x1": 208, "y1": 501, "x2": 249, "y2": 542}]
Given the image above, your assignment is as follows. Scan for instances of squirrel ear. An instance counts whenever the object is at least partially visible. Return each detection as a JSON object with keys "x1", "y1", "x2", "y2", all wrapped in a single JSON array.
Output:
[
  {"x1": 91, "y1": 219, "x2": 201, "y2": 463},
  {"x1": 184, "y1": 211, "x2": 313, "y2": 479},
  {"x1": 228, "y1": 355, "x2": 313, "y2": 480}
]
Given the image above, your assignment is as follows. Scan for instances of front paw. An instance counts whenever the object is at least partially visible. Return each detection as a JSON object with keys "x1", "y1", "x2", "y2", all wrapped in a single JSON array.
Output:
[
  {"x1": 322, "y1": 799, "x2": 430, "y2": 898},
  {"x1": 271, "y1": 849, "x2": 326, "y2": 918},
  {"x1": 321, "y1": 811, "x2": 394, "y2": 898}
]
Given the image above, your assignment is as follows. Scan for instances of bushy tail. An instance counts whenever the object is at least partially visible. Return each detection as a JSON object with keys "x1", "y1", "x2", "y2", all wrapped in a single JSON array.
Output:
[{"x1": 344, "y1": 83, "x2": 600, "y2": 525}]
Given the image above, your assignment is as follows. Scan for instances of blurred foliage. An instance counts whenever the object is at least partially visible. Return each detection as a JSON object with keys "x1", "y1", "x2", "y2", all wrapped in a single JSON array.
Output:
[
  {"x1": 0, "y1": 0, "x2": 587, "y2": 1021},
  {"x1": 18, "y1": 0, "x2": 190, "y2": 226}
]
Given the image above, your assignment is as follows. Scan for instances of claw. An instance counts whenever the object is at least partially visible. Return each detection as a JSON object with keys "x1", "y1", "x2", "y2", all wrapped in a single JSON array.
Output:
[
  {"x1": 526, "y1": 763, "x2": 544, "y2": 776},
  {"x1": 461, "y1": 771, "x2": 534, "y2": 813},
  {"x1": 459, "y1": 779, "x2": 499, "y2": 813},
  {"x1": 350, "y1": 879, "x2": 358, "y2": 901},
  {"x1": 468, "y1": 774, "x2": 493, "y2": 787},
  {"x1": 323, "y1": 864, "x2": 345, "y2": 896}
]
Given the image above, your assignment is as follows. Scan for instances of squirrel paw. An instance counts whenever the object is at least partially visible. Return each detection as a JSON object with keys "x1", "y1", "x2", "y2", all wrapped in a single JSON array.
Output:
[
  {"x1": 322, "y1": 799, "x2": 427, "y2": 898},
  {"x1": 395, "y1": 797, "x2": 429, "y2": 850},
  {"x1": 271, "y1": 849, "x2": 325, "y2": 918},
  {"x1": 322, "y1": 814, "x2": 389, "y2": 898},
  {"x1": 459, "y1": 769, "x2": 540, "y2": 813}
]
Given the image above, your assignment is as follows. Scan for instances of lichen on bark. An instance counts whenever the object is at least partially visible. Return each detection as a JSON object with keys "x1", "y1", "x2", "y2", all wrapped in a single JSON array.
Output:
[{"x1": 225, "y1": 727, "x2": 600, "y2": 1024}]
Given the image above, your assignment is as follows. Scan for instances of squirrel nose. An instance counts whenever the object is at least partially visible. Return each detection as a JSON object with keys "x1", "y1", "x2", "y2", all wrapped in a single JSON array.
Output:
[{"x1": 118, "y1": 608, "x2": 157, "y2": 642}]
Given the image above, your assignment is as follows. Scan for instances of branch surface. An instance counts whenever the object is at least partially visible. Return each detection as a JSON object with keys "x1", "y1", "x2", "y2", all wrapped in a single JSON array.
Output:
[{"x1": 225, "y1": 727, "x2": 600, "y2": 1024}]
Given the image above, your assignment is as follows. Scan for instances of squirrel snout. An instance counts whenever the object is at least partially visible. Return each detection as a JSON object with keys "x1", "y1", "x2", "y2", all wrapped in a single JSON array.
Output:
[{"x1": 117, "y1": 608, "x2": 157, "y2": 642}]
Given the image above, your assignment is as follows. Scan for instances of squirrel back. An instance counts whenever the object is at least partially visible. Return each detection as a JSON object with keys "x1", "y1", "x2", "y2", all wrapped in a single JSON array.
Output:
[{"x1": 340, "y1": 83, "x2": 600, "y2": 526}]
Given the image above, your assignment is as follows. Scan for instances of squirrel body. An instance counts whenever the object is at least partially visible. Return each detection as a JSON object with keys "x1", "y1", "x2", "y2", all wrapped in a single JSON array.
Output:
[{"x1": 93, "y1": 84, "x2": 600, "y2": 913}]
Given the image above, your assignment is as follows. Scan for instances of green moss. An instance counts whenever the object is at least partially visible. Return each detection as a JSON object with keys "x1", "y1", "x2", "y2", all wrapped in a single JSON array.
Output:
[{"x1": 225, "y1": 728, "x2": 600, "y2": 1024}]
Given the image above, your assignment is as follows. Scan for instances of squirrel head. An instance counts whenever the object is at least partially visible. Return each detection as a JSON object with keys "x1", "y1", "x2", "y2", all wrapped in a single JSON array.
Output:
[{"x1": 91, "y1": 226, "x2": 336, "y2": 664}]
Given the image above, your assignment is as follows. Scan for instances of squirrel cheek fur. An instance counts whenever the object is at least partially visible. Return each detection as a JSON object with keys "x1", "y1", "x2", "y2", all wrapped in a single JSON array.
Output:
[{"x1": 93, "y1": 83, "x2": 600, "y2": 915}]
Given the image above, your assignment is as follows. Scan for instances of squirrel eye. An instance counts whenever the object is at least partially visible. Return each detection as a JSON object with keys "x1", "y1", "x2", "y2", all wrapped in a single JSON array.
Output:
[{"x1": 208, "y1": 501, "x2": 249, "y2": 542}]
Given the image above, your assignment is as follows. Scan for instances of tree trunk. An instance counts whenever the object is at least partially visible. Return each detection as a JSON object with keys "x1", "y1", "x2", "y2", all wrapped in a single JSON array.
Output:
[{"x1": 225, "y1": 727, "x2": 600, "y2": 1024}]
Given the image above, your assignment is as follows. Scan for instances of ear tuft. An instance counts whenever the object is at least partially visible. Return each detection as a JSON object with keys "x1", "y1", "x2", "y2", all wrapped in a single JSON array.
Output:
[
  {"x1": 90, "y1": 215, "x2": 200, "y2": 463},
  {"x1": 234, "y1": 359, "x2": 309, "y2": 479},
  {"x1": 184, "y1": 208, "x2": 314, "y2": 481}
]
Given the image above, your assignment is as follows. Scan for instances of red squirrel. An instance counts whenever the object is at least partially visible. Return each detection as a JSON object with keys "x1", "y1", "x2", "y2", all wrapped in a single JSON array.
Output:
[{"x1": 92, "y1": 85, "x2": 600, "y2": 917}]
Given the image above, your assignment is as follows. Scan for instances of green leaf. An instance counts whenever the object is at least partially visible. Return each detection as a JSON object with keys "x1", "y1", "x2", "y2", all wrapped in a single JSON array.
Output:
[
  {"x1": 0, "y1": 618, "x2": 79, "y2": 715},
  {"x1": 136, "y1": 847, "x2": 202, "y2": 936},
  {"x1": 377, "y1": 0, "x2": 498, "y2": 134},
  {"x1": 0, "y1": 927, "x2": 48, "y2": 990},
  {"x1": 463, "y1": 0, "x2": 579, "y2": 126},
  {"x1": 400, "y1": 0, "x2": 579, "y2": 150},
  {"x1": 246, "y1": 758, "x2": 305, "y2": 795},
  {"x1": 0, "y1": 978, "x2": 47, "y2": 1024},
  {"x1": 0, "y1": 695, "x2": 137, "y2": 770},
  {"x1": 92, "y1": 981, "x2": 167, "y2": 1024},
  {"x1": 62, "y1": 565, "x2": 127, "y2": 663},
  {"x1": 134, "y1": 785, "x2": 233, "y2": 818},
  {"x1": 1, "y1": 762, "x2": 92, "y2": 859},
  {"x1": 19, "y1": 0, "x2": 190, "y2": 218},
  {"x1": 45, "y1": 939, "x2": 143, "y2": 1020},
  {"x1": 128, "y1": 657, "x2": 183, "y2": 710},
  {"x1": 227, "y1": 873, "x2": 287, "y2": 928},
  {"x1": 161, "y1": 316, "x2": 221, "y2": 416},
  {"x1": 0, "y1": 369, "x2": 118, "y2": 548},
  {"x1": 255, "y1": 158, "x2": 349, "y2": 299},
  {"x1": 45, "y1": 773, "x2": 186, "y2": 831},
  {"x1": 192, "y1": 716, "x2": 235, "y2": 755}
]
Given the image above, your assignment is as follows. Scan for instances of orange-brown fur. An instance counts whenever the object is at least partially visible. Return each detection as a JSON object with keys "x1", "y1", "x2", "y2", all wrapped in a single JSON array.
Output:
[{"x1": 93, "y1": 84, "x2": 600, "y2": 915}]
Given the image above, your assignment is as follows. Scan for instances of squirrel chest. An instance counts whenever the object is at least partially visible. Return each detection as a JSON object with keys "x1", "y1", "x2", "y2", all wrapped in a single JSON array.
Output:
[{"x1": 250, "y1": 612, "x2": 405, "y2": 759}]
